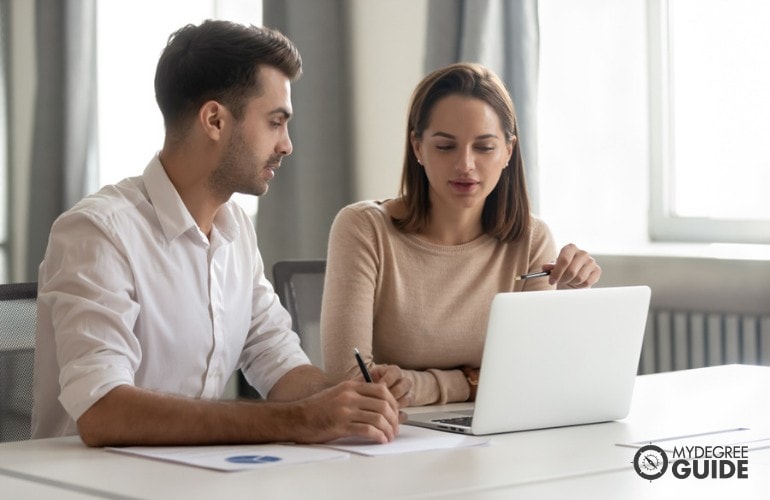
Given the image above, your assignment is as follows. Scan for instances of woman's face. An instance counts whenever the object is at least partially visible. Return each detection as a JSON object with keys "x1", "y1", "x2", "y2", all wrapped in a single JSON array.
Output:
[{"x1": 411, "y1": 95, "x2": 514, "y2": 214}]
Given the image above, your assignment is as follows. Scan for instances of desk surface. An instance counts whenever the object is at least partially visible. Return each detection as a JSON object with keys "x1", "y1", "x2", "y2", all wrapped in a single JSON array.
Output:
[{"x1": 1, "y1": 364, "x2": 769, "y2": 499}]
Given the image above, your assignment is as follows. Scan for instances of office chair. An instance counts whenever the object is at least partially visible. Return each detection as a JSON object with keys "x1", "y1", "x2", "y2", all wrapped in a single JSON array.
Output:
[
  {"x1": 272, "y1": 259, "x2": 327, "y2": 369},
  {"x1": 238, "y1": 260, "x2": 327, "y2": 399},
  {"x1": 0, "y1": 282, "x2": 37, "y2": 442}
]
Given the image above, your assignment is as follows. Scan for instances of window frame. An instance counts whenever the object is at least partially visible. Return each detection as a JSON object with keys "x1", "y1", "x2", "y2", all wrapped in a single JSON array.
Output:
[{"x1": 647, "y1": 0, "x2": 770, "y2": 244}]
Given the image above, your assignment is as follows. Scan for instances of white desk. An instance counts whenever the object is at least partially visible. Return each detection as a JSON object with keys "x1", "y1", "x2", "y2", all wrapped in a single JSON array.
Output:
[{"x1": 1, "y1": 365, "x2": 769, "y2": 499}]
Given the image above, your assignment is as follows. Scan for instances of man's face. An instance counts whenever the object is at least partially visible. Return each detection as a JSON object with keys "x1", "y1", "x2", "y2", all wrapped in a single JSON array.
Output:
[{"x1": 210, "y1": 65, "x2": 293, "y2": 197}]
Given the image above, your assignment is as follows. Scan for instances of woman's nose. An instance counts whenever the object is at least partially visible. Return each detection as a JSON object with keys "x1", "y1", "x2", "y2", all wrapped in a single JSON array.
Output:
[{"x1": 456, "y1": 147, "x2": 474, "y2": 173}]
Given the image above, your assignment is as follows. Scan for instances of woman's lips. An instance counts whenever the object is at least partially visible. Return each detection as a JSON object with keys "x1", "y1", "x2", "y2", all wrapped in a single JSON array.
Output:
[{"x1": 449, "y1": 179, "x2": 479, "y2": 193}]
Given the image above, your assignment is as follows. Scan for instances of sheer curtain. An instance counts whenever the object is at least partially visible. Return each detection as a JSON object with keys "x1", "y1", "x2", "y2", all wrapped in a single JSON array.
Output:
[
  {"x1": 258, "y1": 0, "x2": 353, "y2": 275},
  {"x1": 425, "y1": 0, "x2": 540, "y2": 210},
  {"x1": 21, "y1": 0, "x2": 97, "y2": 281},
  {"x1": 0, "y1": 0, "x2": 8, "y2": 281},
  {"x1": 254, "y1": 0, "x2": 540, "y2": 274}
]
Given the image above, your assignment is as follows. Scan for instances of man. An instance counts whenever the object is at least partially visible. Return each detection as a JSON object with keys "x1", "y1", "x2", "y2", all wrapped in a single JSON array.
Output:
[{"x1": 31, "y1": 20, "x2": 411, "y2": 447}]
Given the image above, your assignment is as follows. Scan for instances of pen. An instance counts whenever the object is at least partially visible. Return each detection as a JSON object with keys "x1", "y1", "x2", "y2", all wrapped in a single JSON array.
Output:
[
  {"x1": 354, "y1": 347, "x2": 373, "y2": 383},
  {"x1": 514, "y1": 270, "x2": 551, "y2": 281}
]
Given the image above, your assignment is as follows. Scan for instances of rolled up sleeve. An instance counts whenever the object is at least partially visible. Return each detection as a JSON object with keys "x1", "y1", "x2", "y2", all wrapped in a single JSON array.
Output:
[{"x1": 40, "y1": 211, "x2": 142, "y2": 422}]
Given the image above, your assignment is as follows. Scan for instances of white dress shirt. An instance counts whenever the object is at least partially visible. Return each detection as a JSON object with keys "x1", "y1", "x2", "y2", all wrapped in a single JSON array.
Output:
[{"x1": 31, "y1": 155, "x2": 310, "y2": 438}]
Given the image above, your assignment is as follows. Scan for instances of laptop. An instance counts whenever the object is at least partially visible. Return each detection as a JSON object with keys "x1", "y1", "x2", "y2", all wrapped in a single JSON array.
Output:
[{"x1": 406, "y1": 285, "x2": 651, "y2": 435}]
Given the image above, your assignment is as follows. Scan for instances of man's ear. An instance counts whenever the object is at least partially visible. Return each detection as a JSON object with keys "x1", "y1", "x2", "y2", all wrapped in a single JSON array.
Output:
[{"x1": 199, "y1": 100, "x2": 226, "y2": 140}]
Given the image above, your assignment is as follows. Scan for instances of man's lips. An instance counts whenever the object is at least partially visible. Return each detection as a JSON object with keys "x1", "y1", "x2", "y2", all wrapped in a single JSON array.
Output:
[{"x1": 265, "y1": 163, "x2": 281, "y2": 178}]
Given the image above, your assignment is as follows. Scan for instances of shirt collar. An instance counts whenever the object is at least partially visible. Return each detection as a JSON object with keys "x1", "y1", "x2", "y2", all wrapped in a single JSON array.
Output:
[{"x1": 142, "y1": 154, "x2": 240, "y2": 244}]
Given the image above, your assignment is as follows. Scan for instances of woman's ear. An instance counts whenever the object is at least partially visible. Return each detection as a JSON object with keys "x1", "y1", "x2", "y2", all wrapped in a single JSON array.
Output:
[
  {"x1": 506, "y1": 135, "x2": 517, "y2": 165},
  {"x1": 410, "y1": 131, "x2": 423, "y2": 165}
]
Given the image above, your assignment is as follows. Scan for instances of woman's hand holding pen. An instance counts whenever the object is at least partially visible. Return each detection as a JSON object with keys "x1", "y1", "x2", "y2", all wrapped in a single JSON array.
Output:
[
  {"x1": 355, "y1": 348, "x2": 413, "y2": 413},
  {"x1": 370, "y1": 364, "x2": 413, "y2": 412},
  {"x1": 543, "y1": 243, "x2": 602, "y2": 289}
]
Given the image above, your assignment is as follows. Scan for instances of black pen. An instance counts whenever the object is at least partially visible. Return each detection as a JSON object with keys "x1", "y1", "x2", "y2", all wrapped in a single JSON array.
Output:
[
  {"x1": 514, "y1": 270, "x2": 551, "y2": 281},
  {"x1": 353, "y1": 347, "x2": 373, "y2": 383}
]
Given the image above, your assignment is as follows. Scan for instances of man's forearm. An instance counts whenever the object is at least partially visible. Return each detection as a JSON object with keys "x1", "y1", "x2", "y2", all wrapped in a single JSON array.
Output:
[
  {"x1": 266, "y1": 364, "x2": 336, "y2": 401},
  {"x1": 76, "y1": 384, "x2": 303, "y2": 447}
]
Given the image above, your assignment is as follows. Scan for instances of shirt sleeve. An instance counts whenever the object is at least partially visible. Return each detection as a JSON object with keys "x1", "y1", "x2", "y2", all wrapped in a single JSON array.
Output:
[
  {"x1": 38, "y1": 211, "x2": 141, "y2": 422},
  {"x1": 238, "y1": 231, "x2": 310, "y2": 398}
]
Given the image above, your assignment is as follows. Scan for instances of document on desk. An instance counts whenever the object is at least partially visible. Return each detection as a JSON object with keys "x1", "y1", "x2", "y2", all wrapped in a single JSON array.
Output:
[
  {"x1": 317, "y1": 424, "x2": 490, "y2": 457},
  {"x1": 106, "y1": 444, "x2": 349, "y2": 472},
  {"x1": 106, "y1": 426, "x2": 489, "y2": 470},
  {"x1": 618, "y1": 427, "x2": 770, "y2": 453}
]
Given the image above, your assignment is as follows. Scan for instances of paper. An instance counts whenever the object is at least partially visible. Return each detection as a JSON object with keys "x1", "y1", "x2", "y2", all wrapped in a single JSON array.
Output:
[
  {"x1": 617, "y1": 427, "x2": 770, "y2": 453},
  {"x1": 107, "y1": 444, "x2": 349, "y2": 472},
  {"x1": 107, "y1": 425, "x2": 489, "y2": 470},
  {"x1": 318, "y1": 424, "x2": 490, "y2": 456}
]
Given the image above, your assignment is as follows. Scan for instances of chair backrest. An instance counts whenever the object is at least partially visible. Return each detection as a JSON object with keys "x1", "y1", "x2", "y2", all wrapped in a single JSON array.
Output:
[
  {"x1": 272, "y1": 260, "x2": 327, "y2": 369},
  {"x1": 0, "y1": 282, "x2": 37, "y2": 442}
]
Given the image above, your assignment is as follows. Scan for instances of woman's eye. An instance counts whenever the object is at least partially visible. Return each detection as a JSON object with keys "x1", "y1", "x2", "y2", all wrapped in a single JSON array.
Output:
[
  {"x1": 436, "y1": 144, "x2": 454, "y2": 151},
  {"x1": 476, "y1": 145, "x2": 495, "y2": 152}
]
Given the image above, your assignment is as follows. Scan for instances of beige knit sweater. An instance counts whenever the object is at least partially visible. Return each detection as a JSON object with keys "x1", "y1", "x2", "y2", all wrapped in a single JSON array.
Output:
[{"x1": 321, "y1": 200, "x2": 557, "y2": 406}]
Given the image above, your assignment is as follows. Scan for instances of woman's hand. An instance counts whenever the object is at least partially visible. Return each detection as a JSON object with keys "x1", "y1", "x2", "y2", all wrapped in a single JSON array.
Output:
[
  {"x1": 370, "y1": 364, "x2": 414, "y2": 410},
  {"x1": 543, "y1": 244, "x2": 601, "y2": 289}
]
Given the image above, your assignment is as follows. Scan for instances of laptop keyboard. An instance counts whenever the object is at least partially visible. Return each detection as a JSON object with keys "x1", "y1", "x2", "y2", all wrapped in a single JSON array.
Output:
[{"x1": 434, "y1": 416, "x2": 473, "y2": 427}]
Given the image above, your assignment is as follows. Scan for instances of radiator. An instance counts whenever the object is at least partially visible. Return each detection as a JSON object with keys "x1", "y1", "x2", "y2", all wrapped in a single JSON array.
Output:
[{"x1": 638, "y1": 309, "x2": 770, "y2": 374}]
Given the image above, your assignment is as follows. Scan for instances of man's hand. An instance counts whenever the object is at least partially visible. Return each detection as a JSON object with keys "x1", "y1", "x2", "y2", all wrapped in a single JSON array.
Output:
[{"x1": 292, "y1": 380, "x2": 402, "y2": 444}]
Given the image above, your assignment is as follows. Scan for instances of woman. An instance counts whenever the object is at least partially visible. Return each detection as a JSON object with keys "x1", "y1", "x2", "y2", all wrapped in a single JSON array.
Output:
[{"x1": 321, "y1": 63, "x2": 601, "y2": 406}]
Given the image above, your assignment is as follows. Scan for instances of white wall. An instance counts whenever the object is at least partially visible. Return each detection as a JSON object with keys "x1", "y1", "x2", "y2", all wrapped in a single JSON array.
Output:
[{"x1": 348, "y1": 0, "x2": 427, "y2": 201}]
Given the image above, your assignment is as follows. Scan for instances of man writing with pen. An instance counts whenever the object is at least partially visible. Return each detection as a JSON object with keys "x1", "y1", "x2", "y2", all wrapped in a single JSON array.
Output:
[{"x1": 30, "y1": 20, "x2": 411, "y2": 447}]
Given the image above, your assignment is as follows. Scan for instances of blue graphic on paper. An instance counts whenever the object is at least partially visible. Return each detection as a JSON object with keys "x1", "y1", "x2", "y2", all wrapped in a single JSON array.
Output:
[{"x1": 226, "y1": 455, "x2": 282, "y2": 465}]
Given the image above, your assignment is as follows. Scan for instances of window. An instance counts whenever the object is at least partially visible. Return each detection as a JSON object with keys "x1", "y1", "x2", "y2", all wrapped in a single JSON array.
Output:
[
  {"x1": 538, "y1": 0, "x2": 649, "y2": 250},
  {"x1": 97, "y1": 0, "x2": 262, "y2": 217},
  {"x1": 539, "y1": 0, "x2": 770, "y2": 248},
  {"x1": 649, "y1": 0, "x2": 770, "y2": 243}
]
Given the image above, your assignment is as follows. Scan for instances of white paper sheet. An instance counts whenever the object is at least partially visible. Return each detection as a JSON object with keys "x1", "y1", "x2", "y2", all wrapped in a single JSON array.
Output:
[
  {"x1": 107, "y1": 425, "x2": 489, "y2": 471},
  {"x1": 107, "y1": 444, "x2": 349, "y2": 472},
  {"x1": 317, "y1": 424, "x2": 490, "y2": 456}
]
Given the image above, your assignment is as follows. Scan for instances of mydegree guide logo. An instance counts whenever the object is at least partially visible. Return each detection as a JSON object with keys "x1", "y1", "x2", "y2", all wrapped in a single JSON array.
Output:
[{"x1": 633, "y1": 443, "x2": 749, "y2": 481}]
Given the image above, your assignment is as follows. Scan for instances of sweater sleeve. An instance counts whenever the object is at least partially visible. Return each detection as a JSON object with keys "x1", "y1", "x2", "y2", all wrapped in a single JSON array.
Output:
[
  {"x1": 321, "y1": 205, "x2": 381, "y2": 381},
  {"x1": 521, "y1": 217, "x2": 559, "y2": 292},
  {"x1": 321, "y1": 204, "x2": 468, "y2": 406}
]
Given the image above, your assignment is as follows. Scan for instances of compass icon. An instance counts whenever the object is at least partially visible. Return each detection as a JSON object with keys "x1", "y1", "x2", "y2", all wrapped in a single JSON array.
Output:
[{"x1": 633, "y1": 444, "x2": 669, "y2": 480}]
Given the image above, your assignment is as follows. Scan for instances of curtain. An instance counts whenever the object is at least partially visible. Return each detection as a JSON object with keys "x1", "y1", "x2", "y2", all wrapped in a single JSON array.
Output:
[
  {"x1": 24, "y1": 0, "x2": 97, "y2": 281},
  {"x1": 0, "y1": 0, "x2": 8, "y2": 281},
  {"x1": 259, "y1": 0, "x2": 353, "y2": 277},
  {"x1": 425, "y1": 0, "x2": 540, "y2": 211}
]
